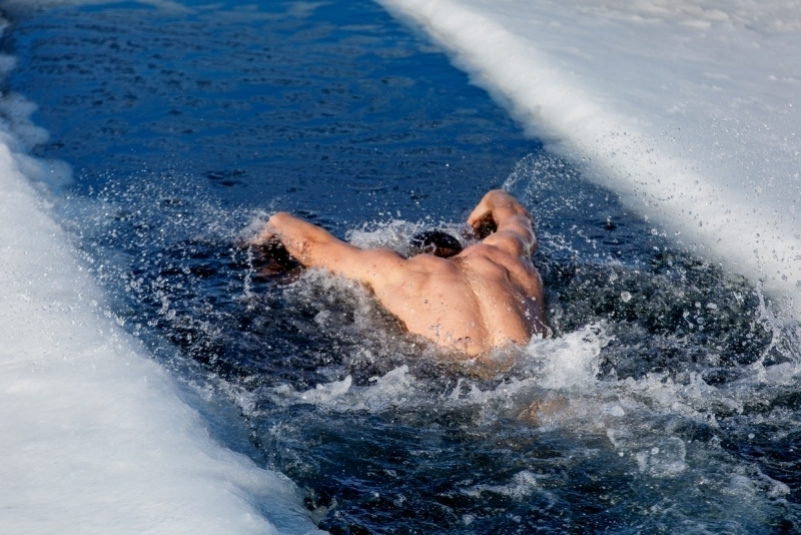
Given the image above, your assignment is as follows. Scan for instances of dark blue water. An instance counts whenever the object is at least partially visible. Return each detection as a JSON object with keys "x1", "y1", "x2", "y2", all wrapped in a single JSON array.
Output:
[
  {"x1": 3, "y1": 0, "x2": 800, "y2": 533},
  {"x1": 9, "y1": 0, "x2": 537, "y2": 223}
]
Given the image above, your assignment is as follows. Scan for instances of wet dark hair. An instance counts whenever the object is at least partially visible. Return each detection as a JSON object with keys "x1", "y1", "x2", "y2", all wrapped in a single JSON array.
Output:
[{"x1": 409, "y1": 230, "x2": 463, "y2": 258}]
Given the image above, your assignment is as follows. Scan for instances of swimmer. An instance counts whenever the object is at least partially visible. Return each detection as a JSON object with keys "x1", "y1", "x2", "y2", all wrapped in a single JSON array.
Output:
[{"x1": 253, "y1": 189, "x2": 546, "y2": 356}]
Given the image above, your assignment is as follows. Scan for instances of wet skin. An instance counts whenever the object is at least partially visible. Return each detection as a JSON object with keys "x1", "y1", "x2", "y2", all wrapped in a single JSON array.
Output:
[{"x1": 255, "y1": 190, "x2": 546, "y2": 356}]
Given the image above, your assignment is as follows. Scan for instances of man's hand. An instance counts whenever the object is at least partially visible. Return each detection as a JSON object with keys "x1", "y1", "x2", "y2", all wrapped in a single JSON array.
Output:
[
  {"x1": 467, "y1": 189, "x2": 524, "y2": 232},
  {"x1": 467, "y1": 190, "x2": 536, "y2": 257},
  {"x1": 249, "y1": 216, "x2": 301, "y2": 274},
  {"x1": 466, "y1": 191, "x2": 497, "y2": 234}
]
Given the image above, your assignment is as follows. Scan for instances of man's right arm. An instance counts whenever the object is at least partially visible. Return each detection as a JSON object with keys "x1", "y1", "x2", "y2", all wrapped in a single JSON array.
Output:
[
  {"x1": 254, "y1": 212, "x2": 407, "y2": 286},
  {"x1": 466, "y1": 190, "x2": 537, "y2": 257}
]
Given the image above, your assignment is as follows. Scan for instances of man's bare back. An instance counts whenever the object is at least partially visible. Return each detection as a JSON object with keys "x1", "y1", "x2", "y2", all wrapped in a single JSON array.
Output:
[{"x1": 254, "y1": 190, "x2": 546, "y2": 356}]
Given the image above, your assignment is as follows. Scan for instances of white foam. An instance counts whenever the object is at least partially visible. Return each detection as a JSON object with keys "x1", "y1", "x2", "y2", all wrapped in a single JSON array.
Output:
[
  {"x1": 347, "y1": 219, "x2": 472, "y2": 258},
  {"x1": 265, "y1": 324, "x2": 609, "y2": 419},
  {"x1": 347, "y1": 220, "x2": 426, "y2": 255},
  {"x1": 377, "y1": 0, "x2": 801, "y2": 314},
  {"x1": 522, "y1": 324, "x2": 609, "y2": 389},
  {"x1": 269, "y1": 366, "x2": 419, "y2": 413},
  {"x1": 0, "y1": 125, "x2": 323, "y2": 533},
  {"x1": 461, "y1": 470, "x2": 543, "y2": 499}
]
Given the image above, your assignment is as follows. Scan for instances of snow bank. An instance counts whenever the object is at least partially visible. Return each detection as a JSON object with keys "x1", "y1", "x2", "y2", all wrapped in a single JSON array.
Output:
[{"x1": 0, "y1": 123, "x2": 323, "y2": 534}]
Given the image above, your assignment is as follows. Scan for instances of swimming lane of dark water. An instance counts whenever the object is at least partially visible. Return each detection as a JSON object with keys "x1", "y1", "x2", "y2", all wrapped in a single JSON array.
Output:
[{"x1": 2, "y1": 0, "x2": 800, "y2": 533}]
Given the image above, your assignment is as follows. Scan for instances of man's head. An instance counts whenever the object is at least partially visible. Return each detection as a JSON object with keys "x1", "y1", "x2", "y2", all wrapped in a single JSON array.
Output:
[{"x1": 409, "y1": 230, "x2": 463, "y2": 258}]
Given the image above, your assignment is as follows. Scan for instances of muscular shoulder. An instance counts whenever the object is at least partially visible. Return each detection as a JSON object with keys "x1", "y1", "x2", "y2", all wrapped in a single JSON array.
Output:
[
  {"x1": 457, "y1": 243, "x2": 536, "y2": 281},
  {"x1": 457, "y1": 243, "x2": 517, "y2": 264}
]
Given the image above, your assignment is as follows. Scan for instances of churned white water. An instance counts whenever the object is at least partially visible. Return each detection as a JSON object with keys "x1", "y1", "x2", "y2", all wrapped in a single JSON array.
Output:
[{"x1": 377, "y1": 0, "x2": 801, "y2": 313}]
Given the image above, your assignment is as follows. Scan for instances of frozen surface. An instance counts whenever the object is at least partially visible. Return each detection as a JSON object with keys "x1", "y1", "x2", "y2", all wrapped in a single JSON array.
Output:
[
  {"x1": 378, "y1": 0, "x2": 801, "y2": 311},
  {"x1": 0, "y1": 125, "x2": 322, "y2": 533}
]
